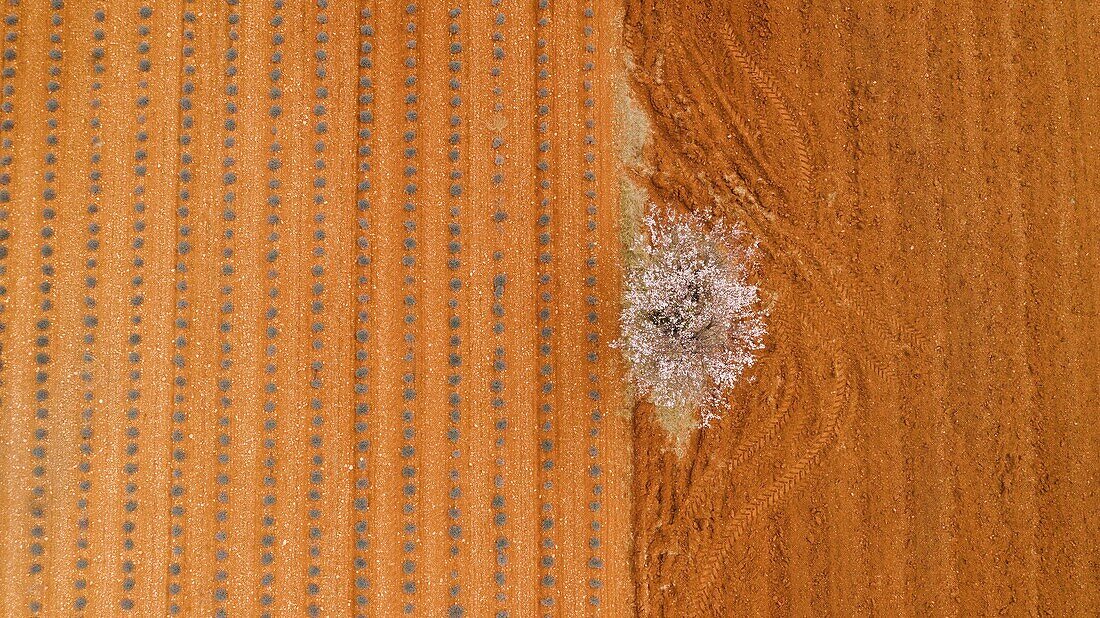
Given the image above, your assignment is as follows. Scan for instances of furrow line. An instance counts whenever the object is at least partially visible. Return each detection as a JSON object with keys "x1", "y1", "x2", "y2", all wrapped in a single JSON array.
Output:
[
  {"x1": 0, "y1": 2, "x2": 14, "y2": 611},
  {"x1": 168, "y1": 7, "x2": 199, "y2": 615},
  {"x1": 74, "y1": 7, "x2": 108, "y2": 614},
  {"x1": 258, "y1": 0, "x2": 287, "y2": 612},
  {"x1": 579, "y1": 2, "x2": 609, "y2": 613},
  {"x1": 27, "y1": 2, "x2": 63, "y2": 614},
  {"x1": 304, "y1": 2, "x2": 335, "y2": 614},
  {"x1": 442, "y1": 4, "x2": 469, "y2": 617},
  {"x1": 353, "y1": 4, "x2": 377, "y2": 615},
  {"x1": 533, "y1": 0, "x2": 562, "y2": 615},
  {"x1": 397, "y1": 2, "x2": 423, "y2": 614},
  {"x1": 212, "y1": 2, "x2": 242, "y2": 612},
  {"x1": 117, "y1": 6, "x2": 156, "y2": 613},
  {"x1": 486, "y1": 2, "x2": 516, "y2": 614}
]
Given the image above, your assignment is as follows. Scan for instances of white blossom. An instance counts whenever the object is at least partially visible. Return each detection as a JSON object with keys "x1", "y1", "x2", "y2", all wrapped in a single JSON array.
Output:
[{"x1": 617, "y1": 205, "x2": 766, "y2": 426}]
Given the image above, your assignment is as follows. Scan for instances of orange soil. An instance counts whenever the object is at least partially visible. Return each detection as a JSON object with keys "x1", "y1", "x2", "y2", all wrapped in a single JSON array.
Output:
[
  {"x1": 0, "y1": 1, "x2": 631, "y2": 616},
  {"x1": 624, "y1": 0, "x2": 1098, "y2": 615}
]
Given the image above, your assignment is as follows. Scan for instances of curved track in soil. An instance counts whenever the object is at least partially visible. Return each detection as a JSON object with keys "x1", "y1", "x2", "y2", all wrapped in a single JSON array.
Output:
[{"x1": 624, "y1": 0, "x2": 1098, "y2": 614}]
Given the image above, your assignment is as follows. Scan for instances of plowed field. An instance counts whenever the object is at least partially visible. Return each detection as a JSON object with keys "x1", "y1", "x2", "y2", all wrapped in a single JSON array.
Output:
[
  {"x1": 2, "y1": 0, "x2": 1098, "y2": 616},
  {"x1": 624, "y1": 0, "x2": 1098, "y2": 615},
  {"x1": 0, "y1": 1, "x2": 631, "y2": 616}
]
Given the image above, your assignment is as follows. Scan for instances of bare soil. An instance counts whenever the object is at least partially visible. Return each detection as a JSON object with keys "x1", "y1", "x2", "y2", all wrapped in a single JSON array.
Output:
[
  {"x1": 1, "y1": 0, "x2": 1097, "y2": 616},
  {"x1": 624, "y1": 0, "x2": 1098, "y2": 614},
  {"x1": 0, "y1": 1, "x2": 631, "y2": 616}
]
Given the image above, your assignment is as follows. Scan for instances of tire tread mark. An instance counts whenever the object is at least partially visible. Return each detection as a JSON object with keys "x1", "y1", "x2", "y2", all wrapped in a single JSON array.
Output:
[
  {"x1": 712, "y1": 20, "x2": 814, "y2": 200},
  {"x1": 688, "y1": 351, "x2": 850, "y2": 614},
  {"x1": 681, "y1": 358, "x2": 794, "y2": 520}
]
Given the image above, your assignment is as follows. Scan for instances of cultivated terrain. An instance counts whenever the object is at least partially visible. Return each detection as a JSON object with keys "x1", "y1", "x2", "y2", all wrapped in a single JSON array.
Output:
[
  {"x1": 0, "y1": 1, "x2": 631, "y2": 616},
  {"x1": 624, "y1": 0, "x2": 1098, "y2": 614}
]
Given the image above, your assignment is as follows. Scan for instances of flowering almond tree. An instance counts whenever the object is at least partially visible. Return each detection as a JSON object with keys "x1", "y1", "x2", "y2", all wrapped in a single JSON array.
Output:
[{"x1": 618, "y1": 206, "x2": 766, "y2": 429}]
